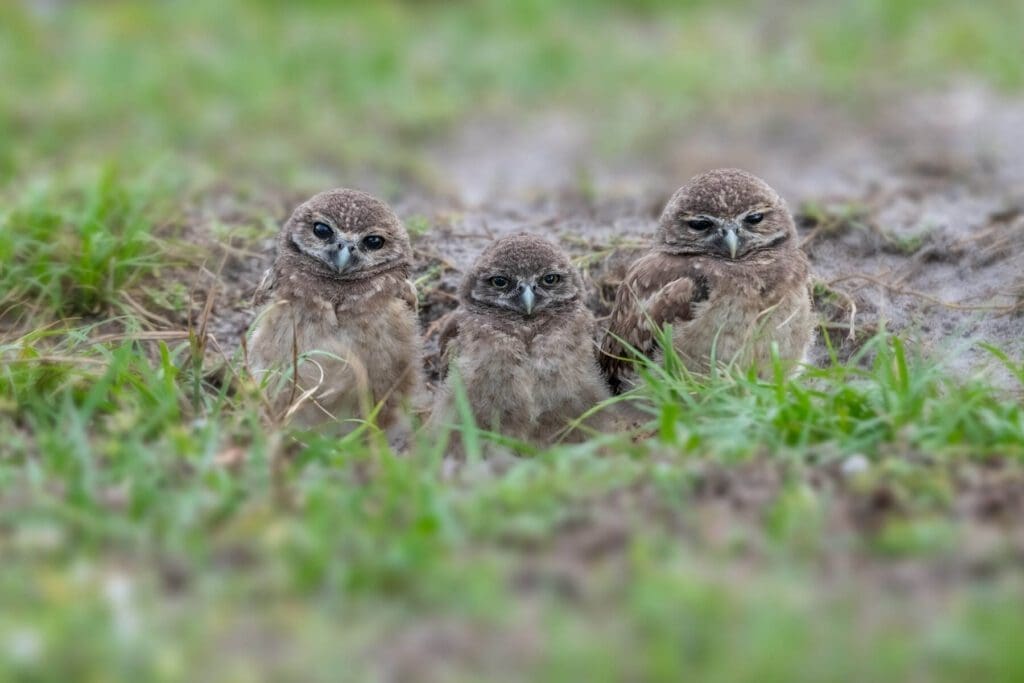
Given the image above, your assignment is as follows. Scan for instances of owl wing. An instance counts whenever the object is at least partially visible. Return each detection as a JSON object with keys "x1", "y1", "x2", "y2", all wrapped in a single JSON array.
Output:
[
  {"x1": 436, "y1": 312, "x2": 461, "y2": 380},
  {"x1": 252, "y1": 266, "x2": 278, "y2": 307},
  {"x1": 599, "y1": 252, "x2": 702, "y2": 390},
  {"x1": 400, "y1": 278, "x2": 419, "y2": 312}
]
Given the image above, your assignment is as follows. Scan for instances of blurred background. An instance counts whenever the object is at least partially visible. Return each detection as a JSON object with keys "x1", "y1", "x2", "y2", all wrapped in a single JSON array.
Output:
[
  {"x1": 3, "y1": 0, "x2": 1021, "y2": 183},
  {"x1": 2, "y1": 1, "x2": 1024, "y2": 682}
]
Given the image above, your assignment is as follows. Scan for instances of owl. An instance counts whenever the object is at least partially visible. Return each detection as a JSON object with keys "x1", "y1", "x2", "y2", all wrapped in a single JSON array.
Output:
[
  {"x1": 247, "y1": 188, "x2": 422, "y2": 430},
  {"x1": 600, "y1": 168, "x2": 814, "y2": 391},
  {"x1": 432, "y1": 234, "x2": 610, "y2": 447}
]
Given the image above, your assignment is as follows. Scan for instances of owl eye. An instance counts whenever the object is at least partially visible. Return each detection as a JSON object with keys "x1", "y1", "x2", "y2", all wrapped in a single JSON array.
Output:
[
  {"x1": 686, "y1": 218, "x2": 714, "y2": 231},
  {"x1": 541, "y1": 273, "x2": 561, "y2": 286},
  {"x1": 489, "y1": 276, "x2": 509, "y2": 288},
  {"x1": 744, "y1": 212, "x2": 764, "y2": 225},
  {"x1": 362, "y1": 235, "x2": 385, "y2": 250},
  {"x1": 312, "y1": 222, "x2": 333, "y2": 240}
]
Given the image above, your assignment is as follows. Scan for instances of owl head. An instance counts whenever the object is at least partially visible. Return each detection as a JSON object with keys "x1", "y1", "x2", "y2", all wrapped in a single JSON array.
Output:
[
  {"x1": 461, "y1": 234, "x2": 583, "y2": 317},
  {"x1": 656, "y1": 169, "x2": 796, "y2": 260},
  {"x1": 279, "y1": 188, "x2": 411, "y2": 281}
]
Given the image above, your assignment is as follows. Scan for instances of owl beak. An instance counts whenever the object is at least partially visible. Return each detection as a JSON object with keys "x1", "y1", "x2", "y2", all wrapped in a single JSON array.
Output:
[
  {"x1": 334, "y1": 244, "x2": 352, "y2": 271},
  {"x1": 723, "y1": 227, "x2": 740, "y2": 259},
  {"x1": 519, "y1": 284, "x2": 535, "y2": 315}
]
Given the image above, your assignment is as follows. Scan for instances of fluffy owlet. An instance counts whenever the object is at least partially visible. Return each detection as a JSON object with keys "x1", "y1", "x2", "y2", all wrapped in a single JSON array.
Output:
[
  {"x1": 600, "y1": 169, "x2": 814, "y2": 391},
  {"x1": 247, "y1": 188, "x2": 422, "y2": 429},
  {"x1": 433, "y1": 234, "x2": 610, "y2": 446}
]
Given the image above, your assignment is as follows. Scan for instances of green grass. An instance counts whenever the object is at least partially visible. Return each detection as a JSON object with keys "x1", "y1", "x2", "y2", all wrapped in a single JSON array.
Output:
[
  {"x1": 2, "y1": 322, "x2": 1023, "y2": 680},
  {"x1": 0, "y1": 167, "x2": 176, "y2": 322},
  {"x1": 3, "y1": 1, "x2": 1024, "y2": 680},
  {"x1": 636, "y1": 331, "x2": 1024, "y2": 457}
]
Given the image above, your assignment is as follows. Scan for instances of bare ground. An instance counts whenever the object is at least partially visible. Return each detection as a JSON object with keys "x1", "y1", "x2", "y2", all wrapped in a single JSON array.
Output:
[{"x1": 196, "y1": 84, "x2": 1024, "y2": 390}]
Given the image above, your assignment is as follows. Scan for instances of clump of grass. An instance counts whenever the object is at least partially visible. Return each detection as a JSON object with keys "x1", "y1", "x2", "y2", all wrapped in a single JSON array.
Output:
[
  {"x1": 2, "y1": 323, "x2": 1024, "y2": 680},
  {"x1": 404, "y1": 215, "x2": 433, "y2": 237},
  {"x1": 0, "y1": 167, "x2": 171, "y2": 322},
  {"x1": 618, "y1": 327, "x2": 1024, "y2": 459}
]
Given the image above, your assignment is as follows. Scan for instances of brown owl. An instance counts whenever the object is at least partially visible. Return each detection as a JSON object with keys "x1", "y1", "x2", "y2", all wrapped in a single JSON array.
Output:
[
  {"x1": 247, "y1": 188, "x2": 422, "y2": 429},
  {"x1": 600, "y1": 169, "x2": 814, "y2": 391},
  {"x1": 432, "y1": 234, "x2": 610, "y2": 447}
]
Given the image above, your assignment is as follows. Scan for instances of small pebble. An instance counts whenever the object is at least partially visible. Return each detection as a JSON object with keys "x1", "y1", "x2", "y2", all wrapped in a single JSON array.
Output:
[{"x1": 841, "y1": 453, "x2": 871, "y2": 476}]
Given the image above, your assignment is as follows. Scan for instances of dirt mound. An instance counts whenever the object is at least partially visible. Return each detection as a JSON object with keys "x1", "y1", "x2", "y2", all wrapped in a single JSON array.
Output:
[{"x1": 196, "y1": 85, "x2": 1023, "y2": 388}]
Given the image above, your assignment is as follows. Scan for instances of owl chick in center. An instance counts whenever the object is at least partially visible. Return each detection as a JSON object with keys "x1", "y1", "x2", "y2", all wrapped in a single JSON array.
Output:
[
  {"x1": 600, "y1": 169, "x2": 814, "y2": 391},
  {"x1": 432, "y1": 234, "x2": 610, "y2": 447},
  {"x1": 247, "y1": 188, "x2": 422, "y2": 429}
]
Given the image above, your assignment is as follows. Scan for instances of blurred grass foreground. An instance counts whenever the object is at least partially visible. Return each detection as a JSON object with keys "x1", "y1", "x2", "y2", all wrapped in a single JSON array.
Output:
[{"x1": 2, "y1": 1, "x2": 1024, "y2": 682}]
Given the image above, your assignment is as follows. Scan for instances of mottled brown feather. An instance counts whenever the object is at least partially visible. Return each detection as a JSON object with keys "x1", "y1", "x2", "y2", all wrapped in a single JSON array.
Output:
[
  {"x1": 599, "y1": 253, "x2": 700, "y2": 389},
  {"x1": 431, "y1": 234, "x2": 610, "y2": 447},
  {"x1": 246, "y1": 188, "x2": 423, "y2": 430},
  {"x1": 436, "y1": 313, "x2": 460, "y2": 380},
  {"x1": 599, "y1": 169, "x2": 814, "y2": 391}
]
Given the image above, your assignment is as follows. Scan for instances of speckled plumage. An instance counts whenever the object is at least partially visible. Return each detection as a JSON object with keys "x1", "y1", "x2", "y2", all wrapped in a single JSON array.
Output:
[
  {"x1": 247, "y1": 189, "x2": 422, "y2": 428},
  {"x1": 433, "y1": 234, "x2": 609, "y2": 446},
  {"x1": 601, "y1": 169, "x2": 814, "y2": 391}
]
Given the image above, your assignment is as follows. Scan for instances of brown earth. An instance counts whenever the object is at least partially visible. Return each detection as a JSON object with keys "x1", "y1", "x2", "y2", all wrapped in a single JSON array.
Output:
[{"x1": 195, "y1": 84, "x2": 1024, "y2": 392}]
